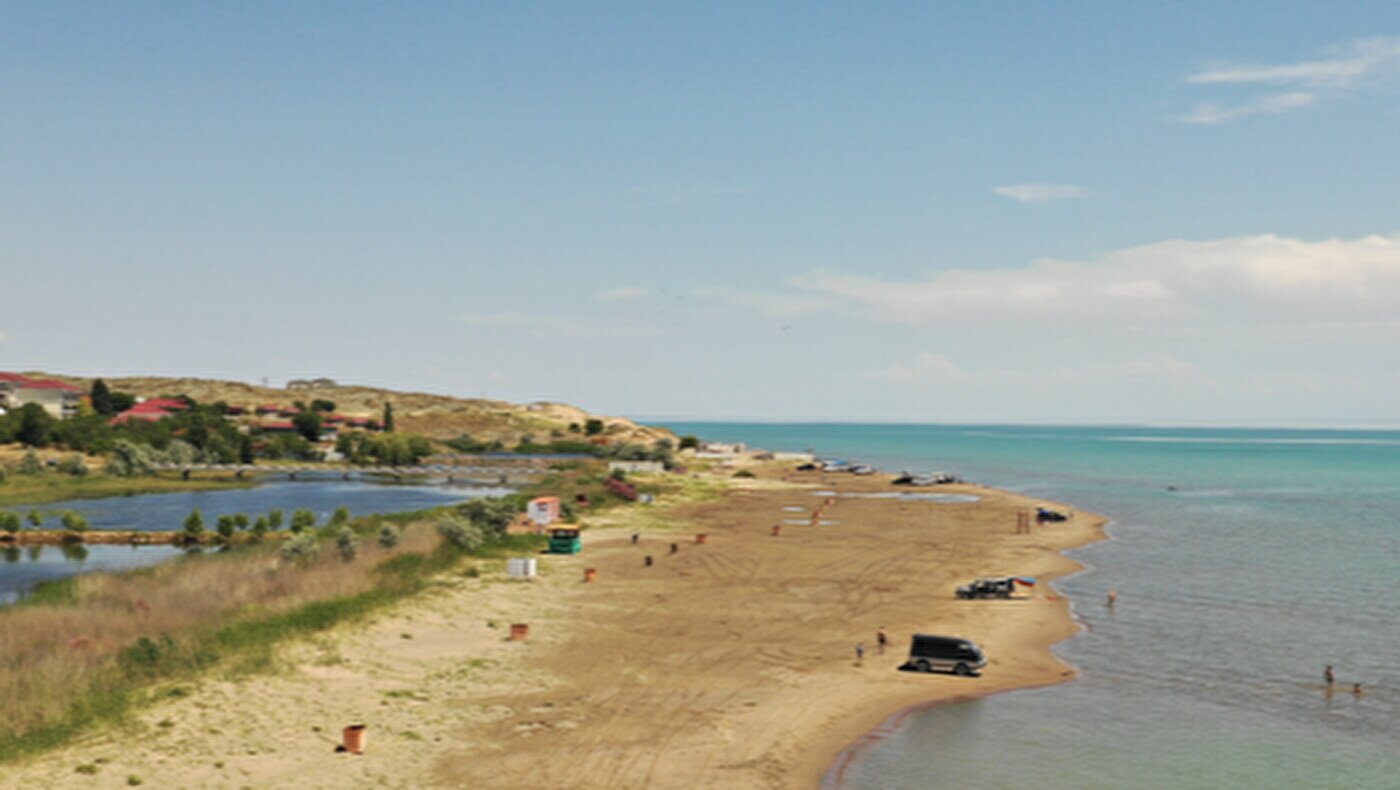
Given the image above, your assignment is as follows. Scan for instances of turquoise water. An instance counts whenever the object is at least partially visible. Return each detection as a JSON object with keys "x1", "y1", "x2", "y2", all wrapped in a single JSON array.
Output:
[
  {"x1": 666, "y1": 423, "x2": 1400, "y2": 790},
  {"x1": 1, "y1": 479, "x2": 503, "y2": 605}
]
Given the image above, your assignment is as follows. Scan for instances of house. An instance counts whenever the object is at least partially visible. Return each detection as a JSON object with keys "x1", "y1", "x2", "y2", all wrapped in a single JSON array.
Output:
[
  {"x1": 259, "y1": 420, "x2": 298, "y2": 434},
  {"x1": 0, "y1": 373, "x2": 82, "y2": 419},
  {"x1": 109, "y1": 397, "x2": 190, "y2": 425}
]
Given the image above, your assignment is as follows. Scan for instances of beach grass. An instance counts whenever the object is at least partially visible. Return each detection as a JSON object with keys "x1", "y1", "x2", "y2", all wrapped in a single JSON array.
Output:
[{"x1": 0, "y1": 510, "x2": 544, "y2": 763}]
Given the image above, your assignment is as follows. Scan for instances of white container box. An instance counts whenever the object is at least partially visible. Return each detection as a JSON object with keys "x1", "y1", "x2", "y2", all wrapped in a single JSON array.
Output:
[{"x1": 506, "y1": 558, "x2": 538, "y2": 579}]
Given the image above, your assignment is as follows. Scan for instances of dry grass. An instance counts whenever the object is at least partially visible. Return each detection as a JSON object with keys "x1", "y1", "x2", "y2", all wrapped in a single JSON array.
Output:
[{"x1": 0, "y1": 520, "x2": 448, "y2": 753}]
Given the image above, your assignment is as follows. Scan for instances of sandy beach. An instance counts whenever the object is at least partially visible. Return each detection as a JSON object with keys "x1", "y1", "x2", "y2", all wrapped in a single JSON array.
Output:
[{"x1": 2, "y1": 465, "x2": 1105, "y2": 789}]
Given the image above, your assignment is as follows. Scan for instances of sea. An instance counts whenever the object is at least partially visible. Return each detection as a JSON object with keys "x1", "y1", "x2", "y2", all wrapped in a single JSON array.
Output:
[{"x1": 664, "y1": 423, "x2": 1400, "y2": 790}]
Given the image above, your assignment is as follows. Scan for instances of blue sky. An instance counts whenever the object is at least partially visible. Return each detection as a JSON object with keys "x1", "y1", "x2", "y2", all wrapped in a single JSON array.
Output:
[{"x1": 5, "y1": 3, "x2": 1400, "y2": 423}]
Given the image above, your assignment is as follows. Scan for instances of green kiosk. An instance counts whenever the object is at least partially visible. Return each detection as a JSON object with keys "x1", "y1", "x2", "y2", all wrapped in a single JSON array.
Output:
[{"x1": 547, "y1": 528, "x2": 582, "y2": 555}]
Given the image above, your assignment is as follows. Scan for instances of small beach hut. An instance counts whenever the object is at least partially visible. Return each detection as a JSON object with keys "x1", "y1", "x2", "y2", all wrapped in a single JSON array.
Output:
[
  {"x1": 547, "y1": 528, "x2": 582, "y2": 554},
  {"x1": 528, "y1": 496, "x2": 561, "y2": 526}
]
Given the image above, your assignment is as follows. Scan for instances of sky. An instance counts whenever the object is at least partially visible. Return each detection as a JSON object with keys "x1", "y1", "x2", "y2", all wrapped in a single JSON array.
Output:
[{"x1": 5, "y1": 2, "x2": 1400, "y2": 424}]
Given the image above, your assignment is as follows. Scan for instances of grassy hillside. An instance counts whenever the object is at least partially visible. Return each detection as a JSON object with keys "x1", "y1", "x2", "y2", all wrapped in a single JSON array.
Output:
[{"x1": 23, "y1": 373, "x2": 674, "y2": 448}]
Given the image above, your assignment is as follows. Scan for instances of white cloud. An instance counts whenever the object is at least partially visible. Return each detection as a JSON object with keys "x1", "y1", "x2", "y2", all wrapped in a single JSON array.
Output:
[
  {"x1": 992, "y1": 183, "x2": 1089, "y2": 204},
  {"x1": 596, "y1": 286, "x2": 648, "y2": 301},
  {"x1": 721, "y1": 233, "x2": 1400, "y2": 328},
  {"x1": 1178, "y1": 91, "x2": 1315, "y2": 125},
  {"x1": 1178, "y1": 37, "x2": 1400, "y2": 124},
  {"x1": 1188, "y1": 37, "x2": 1400, "y2": 88}
]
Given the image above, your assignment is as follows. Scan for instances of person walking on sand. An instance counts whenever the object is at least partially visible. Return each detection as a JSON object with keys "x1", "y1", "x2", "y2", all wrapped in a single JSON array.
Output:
[
  {"x1": 855, "y1": 643, "x2": 865, "y2": 665},
  {"x1": 631, "y1": 530, "x2": 639, "y2": 545},
  {"x1": 877, "y1": 627, "x2": 888, "y2": 655},
  {"x1": 1325, "y1": 665, "x2": 1335, "y2": 687}
]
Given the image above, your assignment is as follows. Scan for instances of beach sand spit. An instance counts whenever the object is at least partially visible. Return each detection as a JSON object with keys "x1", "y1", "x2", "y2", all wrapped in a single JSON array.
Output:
[{"x1": 1, "y1": 468, "x2": 1103, "y2": 789}]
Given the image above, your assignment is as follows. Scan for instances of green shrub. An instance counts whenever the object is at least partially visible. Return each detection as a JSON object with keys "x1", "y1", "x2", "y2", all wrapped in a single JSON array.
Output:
[
  {"x1": 215, "y1": 516, "x2": 236, "y2": 542},
  {"x1": 18, "y1": 451, "x2": 44, "y2": 476},
  {"x1": 251, "y1": 517, "x2": 269, "y2": 541},
  {"x1": 182, "y1": 510, "x2": 205, "y2": 540},
  {"x1": 377, "y1": 524, "x2": 401, "y2": 549},
  {"x1": 26, "y1": 509, "x2": 43, "y2": 528},
  {"x1": 334, "y1": 526, "x2": 358, "y2": 561},
  {"x1": 435, "y1": 515, "x2": 483, "y2": 552},
  {"x1": 267, "y1": 509, "x2": 284, "y2": 530},
  {"x1": 60, "y1": 511, "x2": 90, "y2": 532},
  {"x1": 280, "y1": 532, "x2": 320, "y2": 561},
  {"x1": 0, "y1": 511, "x2": 20, "y2": 534},
  {"x1": 289, "y1": 509, "x2": 316, "y2": 533},
  {"x1": 329, "y1": 506, "x2": 351, "y2": 527}
]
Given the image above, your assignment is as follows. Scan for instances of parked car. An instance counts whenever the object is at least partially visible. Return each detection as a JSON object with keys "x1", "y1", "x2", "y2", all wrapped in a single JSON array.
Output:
[
  {"x1": 1036, "y1": 506, "x2": 1068, "y2": 523},
  {"x1": 956, "y1": 577, "x2": 1016, "y2": 599},
  {"x1": 904, "y1": 634, "x2": 987, "y2": 676},
  {"x1": 850, "y1": 464, "x2": 876, "y2": 475}
]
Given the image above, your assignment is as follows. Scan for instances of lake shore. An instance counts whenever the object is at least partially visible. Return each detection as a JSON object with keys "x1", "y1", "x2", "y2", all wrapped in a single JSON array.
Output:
[
  {"x1": 0, "y1": 473, "x2": 259, "y2": 507},
  {"x1": 1, "y1": 464, "x2": 1104, "y2": 788}
]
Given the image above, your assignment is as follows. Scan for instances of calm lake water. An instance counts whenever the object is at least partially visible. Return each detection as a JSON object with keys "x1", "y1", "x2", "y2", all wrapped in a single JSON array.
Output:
[
  {"x1": 667, "y1": 422, "x2": 1400, "y2": 790},
  {"x1": 0, "y1": 479, "x2": 504, "y2": 605}
]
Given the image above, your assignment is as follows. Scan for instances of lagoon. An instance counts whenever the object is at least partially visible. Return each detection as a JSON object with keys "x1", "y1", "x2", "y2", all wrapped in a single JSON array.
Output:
[{"x1": 1, "y1": 478, "x2": 505, "y2": 605}]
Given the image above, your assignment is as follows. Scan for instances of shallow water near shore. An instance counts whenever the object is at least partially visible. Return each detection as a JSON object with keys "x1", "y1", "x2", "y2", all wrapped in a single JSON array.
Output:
[
  {"x1": 1, "y1": 479, "x2": 502, "y2": 605},
  {"x1": 669, "y1": 422, "x2": 1400, "y2": 789}
]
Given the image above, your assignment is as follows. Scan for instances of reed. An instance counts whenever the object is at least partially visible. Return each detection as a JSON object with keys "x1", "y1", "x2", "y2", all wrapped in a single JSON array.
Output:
[{"x1": 0, "y1": 516, "x2": 542, "y2": 761}]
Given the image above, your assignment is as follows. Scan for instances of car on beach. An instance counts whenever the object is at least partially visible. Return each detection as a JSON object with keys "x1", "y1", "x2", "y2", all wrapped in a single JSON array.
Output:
[
  {"x1": 955, "y1": 577, "x2": 1016, "y2": 599},
  {"x1": 903, "y1": 634, "x2": 987, "y2": 676},
  {"x1": 850, "y1": 464, "x2": 876, "y2": 475}
]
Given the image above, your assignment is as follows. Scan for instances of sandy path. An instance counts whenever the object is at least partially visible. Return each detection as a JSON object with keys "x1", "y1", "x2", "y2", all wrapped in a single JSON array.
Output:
[{"x1": 2, "y1": 469, "x2": 1104, "y2": 789}]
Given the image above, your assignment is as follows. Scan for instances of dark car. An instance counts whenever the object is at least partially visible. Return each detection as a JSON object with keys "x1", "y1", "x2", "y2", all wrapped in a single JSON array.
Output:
[
  {"x1": 905, "y1": 634, "x2": 987, "y2": 676},
  {"x1": 956, "y1": 577, "x2": 1016, "y2": 599}
]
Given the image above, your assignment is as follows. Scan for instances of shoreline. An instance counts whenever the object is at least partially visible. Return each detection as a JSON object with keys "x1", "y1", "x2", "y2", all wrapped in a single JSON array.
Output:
[{"x1": 0, "y1": 463, "x2": 1107, "y2": 788}]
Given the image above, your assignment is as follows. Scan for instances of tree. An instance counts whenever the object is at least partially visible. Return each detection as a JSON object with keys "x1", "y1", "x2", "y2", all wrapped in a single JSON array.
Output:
[
  {"x1": 584, "y1": 418, "x2": 604, "y2": 436},
  {"x1": 109, "y1": 391, "x2": 137, "y2": 413},
  {"x1": 251, "y1": 516, "x2": 269, "y2": 541},
  {"x1": 16, "y1": 405, "x2": 55, "y2": 447},
  {"x1": 290, "y1": 508, "x2": 316, "y2": 533},
  {"x1": 382, "y1": 402, "x2": 395, "y2": 433},
  {"x1": 238, "y1": 434, "x2": 255, "y2": 464},
  {"x1": 310, "y1": 399, "x2": 336, "y2": 413},
  {"x1": 182, "y1": 509, "x2": 205, "y2": 540},
  {"x1": 90, "y1": 379, "x2": 115, "y2": 416},
  {"x1": 0, "y1": 511, "x2": 20, "y2": 534},
  {"x1": 215, "y1": 515, "x2": 237, "y2": 542},
  {"x1": 678, "y1": 435, "x2": 700, "y2": 450},
  {"x1": 292, "y1": 411, "x2": 323, "y2": 443},
  {"x1": 26, "y1": 509, "x2": 42, "y2": 528},
  {"x1": 267, "y1": 509, "x2": 284, "y2": 530},
  {"x1": 232, "y1": 513, "x2": 250, "y2": 531},
  {"x1": 329, "y1": 506, "x2": 351, "y2": 527},
  {"x1": 377, "y1": 523, "x2": 401, "y2": 548},
  {"x1": 61, "y1": 511, "x2": 90, "y2": 533}
]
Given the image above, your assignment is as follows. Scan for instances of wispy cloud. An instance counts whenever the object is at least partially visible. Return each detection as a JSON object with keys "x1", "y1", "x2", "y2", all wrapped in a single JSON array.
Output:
[
  {"x1": 1178, "y1": 91, "x2": 1315, "y2": 125},
  {"x1": 992, "y1": 183, "x2": 1089, "y2": 204},
  {"x1": 596, "y1": 286, "x2": 648, "y2": 300},
  {"x1": 1188, "y1": 37, "x2": 1400, "y2": 88},
  {"x1": 1178, "y1": 37, "x2": 1400, "y2": 124}
]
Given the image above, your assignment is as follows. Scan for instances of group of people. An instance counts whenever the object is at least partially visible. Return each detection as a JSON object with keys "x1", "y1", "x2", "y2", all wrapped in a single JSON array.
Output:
[
  {"x1": 855, "y1": 627, "x2": 889, "y2": 665},
  {"x1": 1324, "y1": 665, "x2": 1364, "y2": 696}
]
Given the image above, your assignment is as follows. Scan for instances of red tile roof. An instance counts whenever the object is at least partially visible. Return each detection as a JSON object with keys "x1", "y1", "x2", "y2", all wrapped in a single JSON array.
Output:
[{"x1": 3, "y1": 377, "x2": 81, "y2": 392}]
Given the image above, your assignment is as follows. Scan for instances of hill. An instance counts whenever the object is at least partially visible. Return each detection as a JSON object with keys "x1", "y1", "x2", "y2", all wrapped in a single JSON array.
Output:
[{"x1": 25, "y1": 373, "x2": 675, "y2": 448}]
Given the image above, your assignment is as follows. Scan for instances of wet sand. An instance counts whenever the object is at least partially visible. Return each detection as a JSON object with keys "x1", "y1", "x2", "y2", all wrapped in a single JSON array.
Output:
[{"x1": 1, "y1": 466, "x2": 1104, "y2": 788}]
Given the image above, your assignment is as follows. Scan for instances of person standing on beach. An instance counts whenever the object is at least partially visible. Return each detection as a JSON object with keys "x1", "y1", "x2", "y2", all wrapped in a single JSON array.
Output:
[
  {"x1": 1325, "y1": 665, "x2": 1335, "y2": 687},
  {"x1": 855, "y1": 643, "x2": 865, "y2": 665},
  {"x1": 631, "y1": 530, "x2": 639, "y2": 545},
  {"x1": 876, "y1": 627, "x2": 888, "y2": 655}
]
